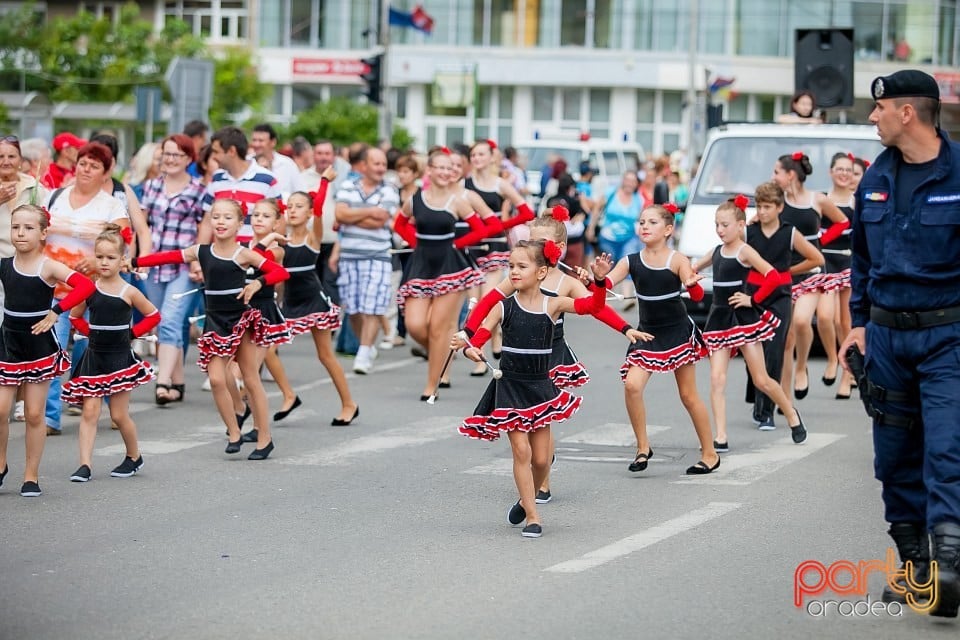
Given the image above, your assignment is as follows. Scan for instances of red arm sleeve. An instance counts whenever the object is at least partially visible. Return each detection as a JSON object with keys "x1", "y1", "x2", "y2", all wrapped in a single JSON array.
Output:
[
  {"x1": 751, "y1": 269, "x2": 781, "y2": 304},
  {"x1": 70, "y1": 316, "x2": 90, "y2": 336},
  {"x1": 501, "y1": 202, "x2": 535, "y2": 231},
  {"x1": 463, "y1": 288, "x2": 506, "y2": 337},
  {"x1": 131, "y1": 310, "x2": 161, "y2": 338},
  {"x1": 313, "y1": 178, "x2": 329, "y2": 217},
  {"x1": 686, "y1": 282, "x2": 705, "y2": 302},
  {"x1": 132, "y1": 250, "x2": 185, "y2": 269},
  {"x1": 592, "y1": 304, "x2": 632, "y2": 334},
  {"x1": 392, "y1": 213, "x2": 418, "y2": 248},
  {"x1": 482, "y1": 214, "x2": 504, "y2": 236},
  {"x1": 453, "y1": 213, "x2": 488, "y2": 249},
  {"x1": 573, "y1": 277, "x2": 609, "y2": 315},
  {"x1": 52, "y1": 272, "x2": 96, "y2": 313},
  {"x1": 257, "y1": 258, "x2": 290, "y2": 286},
  {"x1": 819, "y1": 219, "x2": 850, "y2": 246},
  {"x1": 465, "y1": 327, "x2": 492, "y2": 352}
]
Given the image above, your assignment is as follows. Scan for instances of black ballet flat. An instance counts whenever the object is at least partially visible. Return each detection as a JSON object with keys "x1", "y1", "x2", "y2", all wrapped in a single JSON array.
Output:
[
  {"x1": 241, "y1": 428, "x2": 259, "y2": 443},
  {"x1": 247, "y1": 441, "x2": 274, "y2": 460},
  {"x1": 628, "y1": 449, "x2": 653, "y2": 473},
  {"x1": 686, "y1": 457, "x2": 721, "y2": 475},
  {"x1": 236, "y1": 404, "x2": 251, "y2": 429},
  {"x1": 822, "y1": 374, "x2": 836, "y2": 386},
  {"x1": 225, "y1": 439, "x2": 243, "y2": 454},
  {"x1": 331, "y1": 406, "x2": 359, "y2": 426},
  {"x1": 273, "y1": 396, "x2": 302, "y2": 422},
  {"x1": 492, "y1": 350, "x2": 502, "y2": 360},
  {"x1": 794, "y1": 368, "x2": 809, "y2": 399},
  {"x1": 835, "y1": 392, "x2": 851, "y2": 400},
  {"x1": 790, "y1": 409, "x2": 808, "y2": 444},
  {"x1": 438, "y1": 381, "x2": 451, "y2": 389},
  {"x1": 420, "y1": 395, "x2": 431, "y2": 402}
]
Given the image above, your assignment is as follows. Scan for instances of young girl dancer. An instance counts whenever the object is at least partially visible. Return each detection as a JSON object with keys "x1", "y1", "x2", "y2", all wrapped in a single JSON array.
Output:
[
  {"x1": 0, "y1": 204, "x2": 95, "y2": 496},
  {"x1": 282, "y1": 185, "x2": 359, "y2": 426},
  {"x1": 605, "y1": 204, "x2": 719, "y2": 475},
  {"x1": 746, "y1": 182, "x2": 823, "y2": 430},
  {"x1": 695, "y1": 197, "x2": 807, "y2": 450},
  {"x1": 131, "y1": 198, "x2": 290, "y2": 459},
  {"x1": 456, "y1": 206, "x2": 649, "y2": 501},
  {"x1": 771, "y1": 152, "x2": 846, "y2": 399},
  {"x1": 457, "y1": 241, "x2": 609, "y2": 538},
  {"x1": 64, "y1": 225, "x2": 159, "y2": 482},
  {"x1": 393, "y1": 148, "x2": 487, "y2": 399}
]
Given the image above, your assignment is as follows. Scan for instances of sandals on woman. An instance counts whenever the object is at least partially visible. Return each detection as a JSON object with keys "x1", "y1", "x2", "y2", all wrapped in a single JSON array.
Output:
[{"x1": 155, "y1": 382, "x2": 185, "y2": 405}]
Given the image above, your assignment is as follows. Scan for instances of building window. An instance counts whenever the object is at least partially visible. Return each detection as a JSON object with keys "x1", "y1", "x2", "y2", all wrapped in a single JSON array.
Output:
[
  {"x1": 476, "y1": 86, "x2": 514, "y2": 145},
  {"x1": 561, "y1": 0, "x2": 588, "y2": 45},
  {"x1": 938, "y1": 0, "x2": 956, "y2": 65},
  {"x1": 164, "y1": 0, "x2": 248, "y2": 41}
]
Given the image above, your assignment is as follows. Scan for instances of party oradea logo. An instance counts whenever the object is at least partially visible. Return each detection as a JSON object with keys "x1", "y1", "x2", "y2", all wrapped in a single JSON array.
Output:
[{"x1": 794, "y1": 549, "x2": 939, "y2": 617}]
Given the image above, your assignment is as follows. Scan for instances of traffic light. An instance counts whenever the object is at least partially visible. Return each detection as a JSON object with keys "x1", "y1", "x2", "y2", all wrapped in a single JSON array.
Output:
[{"x1": 360, "y1": 54, "x2": 383, "y2": 105}]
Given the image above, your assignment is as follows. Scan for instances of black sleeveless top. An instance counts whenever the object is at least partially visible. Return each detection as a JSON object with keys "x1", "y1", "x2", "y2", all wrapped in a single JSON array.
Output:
[
  {"x1": 821, "y1": 200, "x2": 853, "y2": 252},
  {"x1": 0, "y1": 257, "x2": 56, "y2": 331},
  {"x1": 499, "y1": 295, "x2": 555, "y2": 379},
  {"x1": 710, "y1": 246, "x2": 750, "y2": 308},
  {"x1": 539, "y1": 275, "x2": 567, "y2": 342},
  {"x1": 780, "y1": 197, "x2": 821, "y2": 267},
  {"x1": 747, "y1": 222, "x2": 794, "y2": 300},
  {"x1": 86, "y1": 285, "x2": 133, "y2": 352},
  {"x1": 464, "y1": 176, "x2": 504, "y2": 212},
  {"x1": 197, "y1": 245, "x2": 247, "y2": 313},
  {"x1": 282, "y1": 242, "x2": 322, "y2": 307},
  {"x1": 627, "y1": 251, "x2": 685, "y2": 328},
  {"x1": 411, "y1": 190, "x2": 458, "y2": 240}
]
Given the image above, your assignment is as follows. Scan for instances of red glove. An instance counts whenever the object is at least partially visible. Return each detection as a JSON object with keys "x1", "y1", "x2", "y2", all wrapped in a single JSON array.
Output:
[
  {"x1": 52, "y1": 272, "x2": 96, "y2": 314},
  {"x1": 132, "y1": 250, "x2": 185, "y2": 269},
  {"x1": 453, "y1": 213, "x2": 488, "y2": 249},
  {"x1": 313, "y1": 178, "x2": 330, "y2": 217},
  {"x1": 819, "y1": 219, "x2": 850, "y2": 246},
  {"x1": 750, "y1": 269, "x2": 784, "y2": 304},
  {"x1": 256, "y1": 257, "x2": 290, "y2": 286},
  {"x1": 131, "y1": 310, "x2": 161, "y2": 338},
  {"x1": 502, "y1": 202, "x2": 535, "y2": 231},
  {"x1": 252, "y1": 244, "x2": 277, "y2": 261},
  {"x1": 464, "y1": 327, "x2": 492, "y2": 353},
  {"x1": 573, "y1": 277, "x2": 609, "y2": 315},
  {"x1": 70, "y1": 316, "x2": 90, "y2": 336},
  {"x1": 393, "y1": 213, "x2": 418, "y2": 248},
  {"x1": 687, "y1": 282, "x2": 705, "y2": 302},
  {"x1": 464, "y1": 288, "x2": 506, "y2": 337}
]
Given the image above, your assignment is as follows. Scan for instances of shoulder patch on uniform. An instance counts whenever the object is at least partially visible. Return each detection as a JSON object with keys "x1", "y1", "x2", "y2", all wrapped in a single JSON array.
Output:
[
  {"x1": 926, "y1": 193, "x2": 960, "y2": 204},
  {"x1": 864, "y1": 191, "x2": 889, "y2": 202}
]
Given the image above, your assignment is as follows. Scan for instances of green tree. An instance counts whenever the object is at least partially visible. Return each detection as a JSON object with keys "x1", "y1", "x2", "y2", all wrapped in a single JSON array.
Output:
[
  {"x1": 284, "y1": 97, "x2": 415, "y2": 150},
  {"x1": 208, "y1": 47, "x2": 267, "y2": 128}
]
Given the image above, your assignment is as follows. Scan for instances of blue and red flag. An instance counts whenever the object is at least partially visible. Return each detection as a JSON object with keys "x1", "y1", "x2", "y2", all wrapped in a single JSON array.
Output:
[{"x1": 389, "y1": 4, "x2": 435, "y2": 34}]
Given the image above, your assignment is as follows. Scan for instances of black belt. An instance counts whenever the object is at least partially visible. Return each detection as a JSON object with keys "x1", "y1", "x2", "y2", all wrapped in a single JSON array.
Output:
[{"x1": 870, "y1": 305, "x2": 960, "y2": 330}]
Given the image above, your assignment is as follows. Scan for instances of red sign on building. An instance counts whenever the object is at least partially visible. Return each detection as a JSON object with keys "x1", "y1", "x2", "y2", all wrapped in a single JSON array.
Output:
[{"x1": 292, "y1": 58, "x2": 368, "y2": 78}]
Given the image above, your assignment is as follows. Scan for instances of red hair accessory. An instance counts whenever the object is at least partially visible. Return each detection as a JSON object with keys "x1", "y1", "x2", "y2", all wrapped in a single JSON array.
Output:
[
  {"x1": 733, "y1": 194, "x2": 749, "y2": 212},
  {"x1": 40, "y1": 206, "x2": 51, "y2": 224},
  {"x1": 847, "y1": 152, "x2": 856, "y2": 162},
  {"x1": 486, "y1": 139, "x2": 497, "y2": 151},
  {"x1": 791, "y1": 151, "x2": 804, "y2": 161},
  {"x1": 120, "y1": 226, "x2": 134, "y2": 245},
  {"x1": 862, "y1": 159, "x2": 871, "y2": 169},
  {"x1": 551, "y1": 205, "x2": 570, "y2": 222},
  {"x1": 663, "y1": 202, "x2": 679, "y2": 214},
  {"x1": 440, "y1": 146, "x2": 451, "y2": 155},
  {"x1": 276, "y1": 198, "x2": 286, "y2": 215},
  {"x1": 542, "y1": 240, "x2": 561, "y2": 266}
]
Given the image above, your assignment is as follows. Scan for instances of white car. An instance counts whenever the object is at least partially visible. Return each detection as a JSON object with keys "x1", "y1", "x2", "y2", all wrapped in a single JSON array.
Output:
[{"x1": 677, "y1": 122, "x2": 885, "y2": 320}]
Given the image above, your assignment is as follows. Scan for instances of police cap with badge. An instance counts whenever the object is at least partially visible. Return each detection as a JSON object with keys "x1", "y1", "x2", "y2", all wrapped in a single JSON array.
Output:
[{"x1": 871, "y1": 69, "x2": 940, "y2": 101}]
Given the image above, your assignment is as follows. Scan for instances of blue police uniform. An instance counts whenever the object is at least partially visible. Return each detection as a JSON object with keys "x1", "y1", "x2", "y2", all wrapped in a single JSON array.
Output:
[{"x1": 851, "y1": 128, "x2": 960, "y2": 529}]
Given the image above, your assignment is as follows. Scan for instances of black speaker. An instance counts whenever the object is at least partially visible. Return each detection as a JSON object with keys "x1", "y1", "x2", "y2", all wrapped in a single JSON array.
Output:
[{"x1": 794, "y1": 28, "x2": 854, "y2": 108}]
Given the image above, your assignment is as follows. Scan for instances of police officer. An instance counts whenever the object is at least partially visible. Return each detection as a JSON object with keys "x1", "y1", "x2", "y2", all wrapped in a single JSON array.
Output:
[{"x1": 841, "y1": 69, "x2": 960, "y2": 617}]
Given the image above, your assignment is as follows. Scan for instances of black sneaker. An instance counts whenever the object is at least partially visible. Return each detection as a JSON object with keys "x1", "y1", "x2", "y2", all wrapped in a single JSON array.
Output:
[
  {"x1": 536, "y1": 490, "x2": 552, "y2": 504},
  {"x1": 70, "y1": 465, "x2": 92, "y2": 482},
  {"x1": 507, "y1": 499, "x2": 526, "y2": 526},
  {"x1": 521, "y1": 523, "x2": 543, "y2": 538},
  {"x1": 757, "y1": 416, "x2": 776, "y2": 431},
  {"x1": 20, "y1": 480, "x2": 41, "y2": 497},
  {"x1": 110, "y1": 456, "x2": 144, "y2": 478}
]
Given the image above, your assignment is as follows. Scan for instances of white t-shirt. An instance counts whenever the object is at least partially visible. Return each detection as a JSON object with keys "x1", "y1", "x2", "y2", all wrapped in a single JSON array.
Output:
[
  {"x1": 268, "y1": 153, "x2": 306, "y2": 197},
  {"x1": 44, "y1": 186, "x2": 128, "y2": 296}
]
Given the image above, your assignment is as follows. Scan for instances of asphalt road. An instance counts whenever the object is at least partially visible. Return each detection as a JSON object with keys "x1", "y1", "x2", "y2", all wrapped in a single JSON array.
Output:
[{"x1": 1, "y1": 313, "x2": 956, "y2": 639}]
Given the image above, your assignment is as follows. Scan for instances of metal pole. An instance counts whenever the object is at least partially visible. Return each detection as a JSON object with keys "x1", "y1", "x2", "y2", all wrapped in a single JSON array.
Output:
[
  {"x1": 145, "y1": 90, "x2": 155, "y2": 144},
  {"x1": 378, "y1": 0, "x2": 391, "y2": 142}
]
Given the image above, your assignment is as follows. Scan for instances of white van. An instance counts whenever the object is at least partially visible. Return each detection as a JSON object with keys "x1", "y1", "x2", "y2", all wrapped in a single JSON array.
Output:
[
  {"x1": 677, "y1": 122, "x2": 884, "y2": 320},
  {"x1": 514, "y1": 135, "x2": 645, "y2": 202}
]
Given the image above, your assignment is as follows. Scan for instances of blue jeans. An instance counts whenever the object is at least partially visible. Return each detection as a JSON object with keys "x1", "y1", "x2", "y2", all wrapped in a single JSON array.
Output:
[
  {"x1": 45, "y1": 309, "x2": 88, "y2": 431},
  {"x1": 142, "y1": 270, "x2": 194, "y2": 349}
]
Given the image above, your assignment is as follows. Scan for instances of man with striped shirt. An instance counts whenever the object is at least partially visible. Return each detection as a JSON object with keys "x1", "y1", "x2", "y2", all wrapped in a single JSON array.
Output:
[
  {"x1": 335, "y1": 146, "x2": 399, "y2": 374},
  {"x1": 199, "y1": 126, "x2": 280, "y2": 244}
]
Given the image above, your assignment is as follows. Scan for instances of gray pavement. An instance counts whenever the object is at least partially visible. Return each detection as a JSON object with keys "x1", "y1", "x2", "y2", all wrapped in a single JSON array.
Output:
[{"x1": 1, "y1": 313, "x2": 956, "y2": 639}]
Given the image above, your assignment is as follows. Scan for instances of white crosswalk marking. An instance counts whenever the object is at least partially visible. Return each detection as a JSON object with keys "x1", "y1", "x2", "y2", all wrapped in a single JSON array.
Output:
[{"x1": 544, "y1": 501, "x2": 743, "y2": 573}]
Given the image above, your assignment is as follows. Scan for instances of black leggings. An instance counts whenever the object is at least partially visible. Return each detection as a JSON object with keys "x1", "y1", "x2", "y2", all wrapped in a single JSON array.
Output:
[{"x1": 746, "y1": 295, "x2": 792, "y2": 421}]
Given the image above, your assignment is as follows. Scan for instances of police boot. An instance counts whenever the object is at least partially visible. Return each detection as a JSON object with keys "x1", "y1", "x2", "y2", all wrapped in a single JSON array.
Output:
[
  {"x1": 881, "y1": 522, "x2": 929, "y2": 605},
  {"x1": 930, "y1": 522, "x2": 960, "y2": 618}
]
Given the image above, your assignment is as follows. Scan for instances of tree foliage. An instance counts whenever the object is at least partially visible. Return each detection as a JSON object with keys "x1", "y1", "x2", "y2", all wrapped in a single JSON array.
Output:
[
  {"x1": 0, "y1": 1, "x2": 266, "y2": 126},
  {"x1": 284, "y1": 97, "x2": 415, "y2": 150}
]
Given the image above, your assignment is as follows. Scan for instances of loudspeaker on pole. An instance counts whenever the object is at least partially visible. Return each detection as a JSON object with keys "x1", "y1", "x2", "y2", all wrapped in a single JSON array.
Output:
[{"x1": 794, "y1": 28, "x2": 855, "y2": 109}]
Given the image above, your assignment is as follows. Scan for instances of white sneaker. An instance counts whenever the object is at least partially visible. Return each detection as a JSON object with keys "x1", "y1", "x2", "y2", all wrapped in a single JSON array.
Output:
[
  {"x1": 378, "y1": 337, "x2": 395, "y2": 350},
  {"x1": 370, "y1": 346, "x2": 378, "y2": 361},
  {"x1": 201, "y1": 377, "x2": 212, "y2": 391},
  {"x1": 13, "y1": 400, "x2": 24, "y2": 422},
  {"x1": 353, "y1": 355, "x2": 372, "y2": 375}
]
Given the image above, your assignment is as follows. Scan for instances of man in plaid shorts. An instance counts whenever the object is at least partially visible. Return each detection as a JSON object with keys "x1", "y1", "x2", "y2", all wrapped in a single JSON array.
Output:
[{"x1": 334, "y1": 146, "x2": 399, "y2": 374}]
